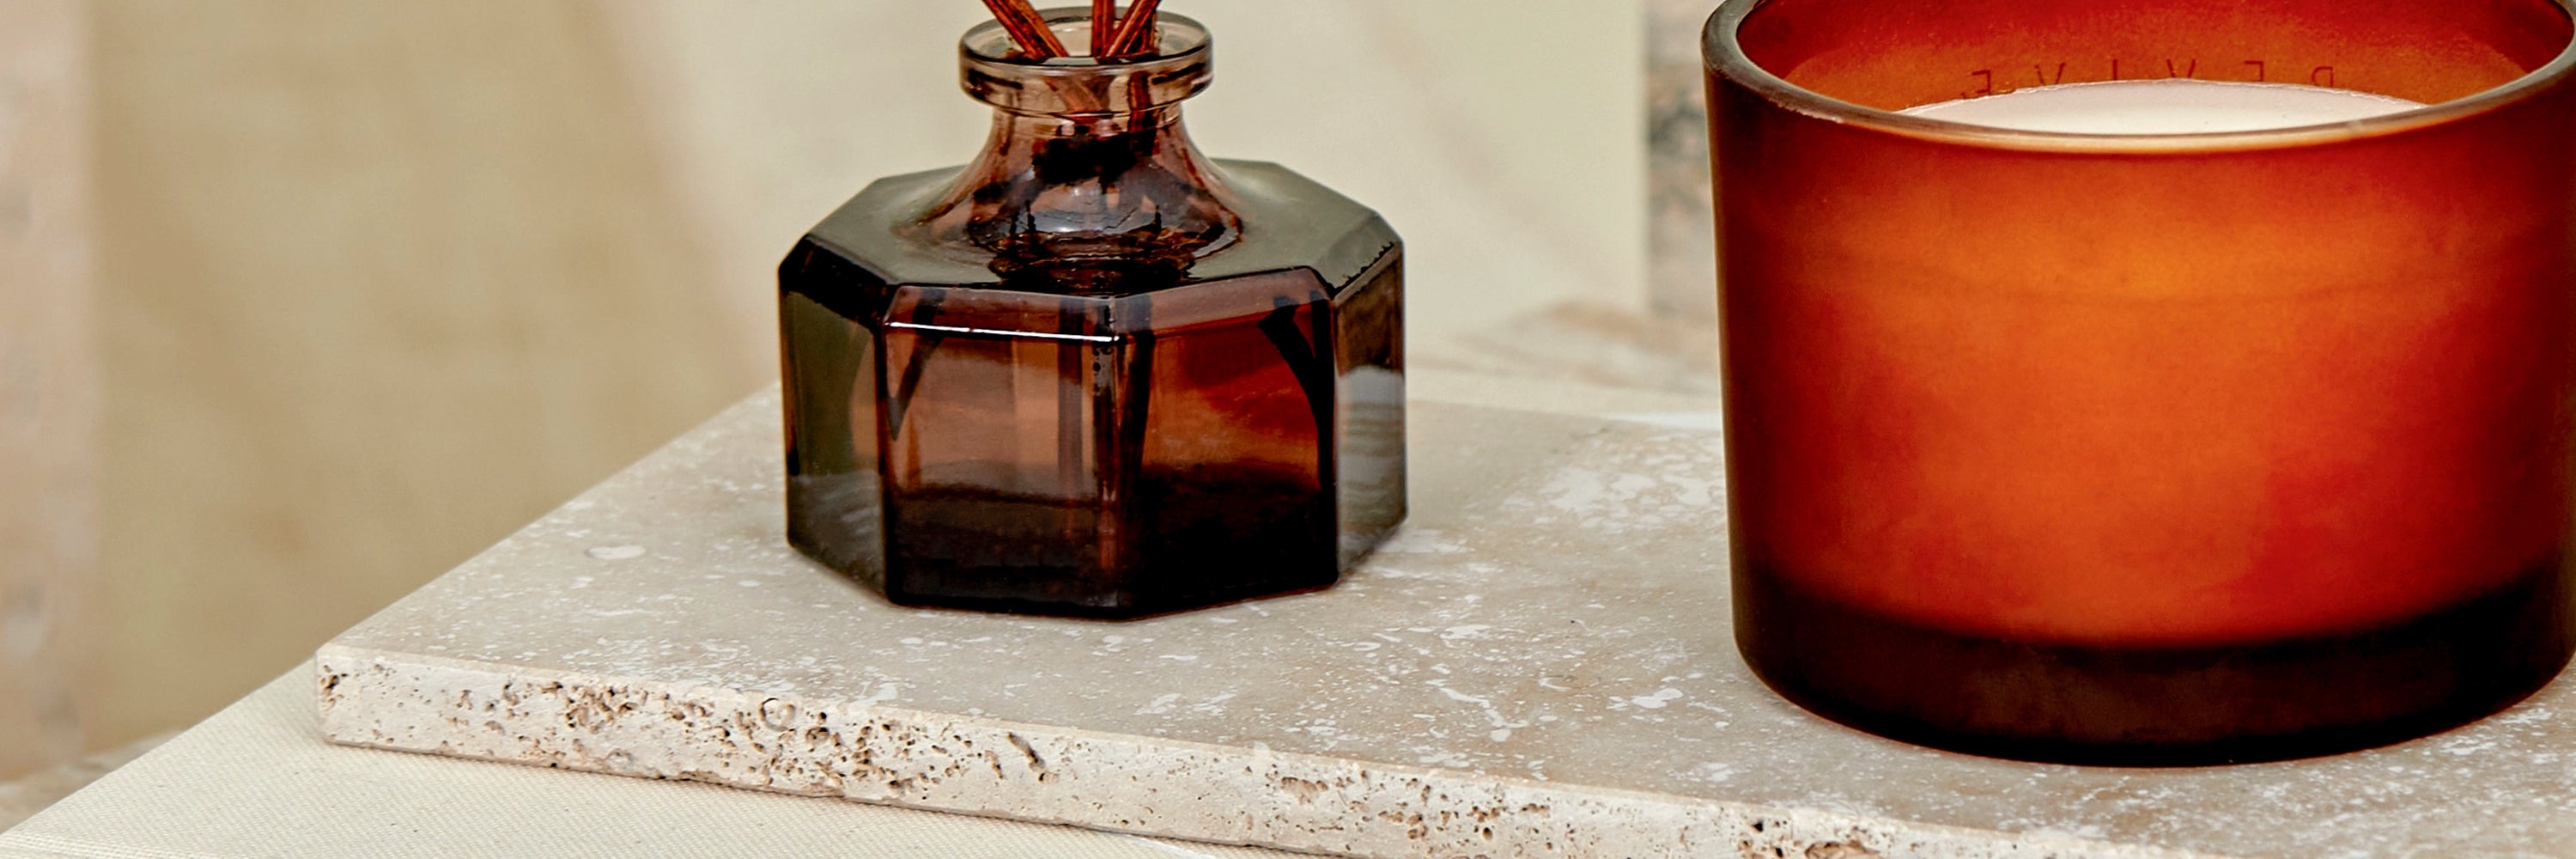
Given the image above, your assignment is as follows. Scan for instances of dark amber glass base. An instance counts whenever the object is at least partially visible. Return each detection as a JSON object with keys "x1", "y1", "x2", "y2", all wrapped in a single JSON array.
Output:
[
  {"x1": 879, "y1": 466, "x2": 1337, "y2": 619},
  {"x1": 1737, "y1": 564, "x2": 2575, "y2": 765}
]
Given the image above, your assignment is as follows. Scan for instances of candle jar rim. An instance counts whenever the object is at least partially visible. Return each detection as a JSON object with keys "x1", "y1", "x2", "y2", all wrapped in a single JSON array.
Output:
[{"x1": 1703, "y1": 0, "x2": 2576, "y2": 152}]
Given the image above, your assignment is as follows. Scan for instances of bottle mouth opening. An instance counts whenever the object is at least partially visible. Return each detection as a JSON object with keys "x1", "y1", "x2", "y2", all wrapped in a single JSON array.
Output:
[
  {"x1": 963, "y1": 7, "x2": 1211, "y2": 66},
  {"x1": 963, "y1": 8, "x2": 1213, "y2": 114}
]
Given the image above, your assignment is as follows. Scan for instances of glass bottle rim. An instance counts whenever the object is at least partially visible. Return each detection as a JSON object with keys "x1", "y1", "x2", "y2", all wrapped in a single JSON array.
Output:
[
  {"x1": 1702, "y1": 0, "x2": 2576, "y2": 152},
  {"x1": 962, "y1": 8, "x2": 1212, "y2": 73},
  {"x1": 961, "y1": 8, "x2": 1213, "y2": 115}
]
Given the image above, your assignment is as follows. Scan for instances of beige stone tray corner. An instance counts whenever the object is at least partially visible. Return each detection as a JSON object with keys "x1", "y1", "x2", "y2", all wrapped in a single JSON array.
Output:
[{"x1": 315, "y1": 385, "x2": 2576, "y2": 859}]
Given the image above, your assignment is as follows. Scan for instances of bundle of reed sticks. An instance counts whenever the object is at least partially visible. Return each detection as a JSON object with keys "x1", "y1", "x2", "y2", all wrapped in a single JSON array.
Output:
[{"x1": 979, "y1": 0, "x2": 1163, "y2": 59}]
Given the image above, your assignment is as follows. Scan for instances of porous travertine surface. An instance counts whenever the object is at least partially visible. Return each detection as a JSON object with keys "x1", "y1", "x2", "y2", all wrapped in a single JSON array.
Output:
[{"x1": 319, "y1": 387, "x2": 2576, "y2": 859}]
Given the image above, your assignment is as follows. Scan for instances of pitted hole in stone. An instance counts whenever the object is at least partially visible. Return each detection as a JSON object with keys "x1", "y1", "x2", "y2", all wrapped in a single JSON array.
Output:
[
  {"x1": 1806, "y1": 844, "x2": 1880, "y2": 859},
  {"x1": 586, "y1": 545, "x2": 647, "y2": 560},
  {"x1": 1279, "y1": 776, "x2": 1328, "y2": 803},
  {"x1": 760, "y1": 698, "x2": 798, "y2": 729}
]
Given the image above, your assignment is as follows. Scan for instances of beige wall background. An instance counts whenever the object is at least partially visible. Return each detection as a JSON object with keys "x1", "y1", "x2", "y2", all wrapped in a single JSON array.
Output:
[
  {"x1": 87, "y1": 0, "x2": 763, "y2": 753},
  {"x1": 598, "y1": 1, "x2": 1648, "y2": 358},
  {"x1": 5, "y1": 0, "x2": 1649, "y2": 771},
  {"x1": 0, "y1": 0, "x2": 97, "y2": 779}
]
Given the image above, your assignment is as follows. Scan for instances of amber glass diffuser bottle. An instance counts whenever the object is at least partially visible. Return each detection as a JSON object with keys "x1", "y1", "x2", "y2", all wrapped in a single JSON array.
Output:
[
  {"x1": 781, "y1": 9, "x2": 1405, "y2": 618},
  {"x1": 1707, "y1": 0, "x2": 2576, "y2": 764}
]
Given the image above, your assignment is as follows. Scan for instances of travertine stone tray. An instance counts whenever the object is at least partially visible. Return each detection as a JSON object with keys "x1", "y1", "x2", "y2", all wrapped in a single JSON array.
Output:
[{"x1": 318, "y1": 387, "x2": 2576, "y2": 858}]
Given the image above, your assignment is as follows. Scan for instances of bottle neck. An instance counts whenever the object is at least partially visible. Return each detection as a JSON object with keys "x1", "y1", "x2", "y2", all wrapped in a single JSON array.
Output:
[
  {"x1": 925, "y1": 9, "x2": 1234, "y2": 288},
  {"x1": 970, "y1": 103, "x2": 1201, "y2": 195},
  {"x1": 916, "y1": 102, "x2": 1239, "y2": 284}
]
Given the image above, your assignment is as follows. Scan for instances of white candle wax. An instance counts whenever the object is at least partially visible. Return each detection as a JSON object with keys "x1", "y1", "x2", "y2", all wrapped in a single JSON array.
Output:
[{"x1": 1900, "y1": 80, "x2": 2425, "y2": 134}]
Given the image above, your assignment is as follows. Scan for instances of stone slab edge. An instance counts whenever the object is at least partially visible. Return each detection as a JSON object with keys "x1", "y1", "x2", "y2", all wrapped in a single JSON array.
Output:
[{"x1": 313, "y1": 648, "x2": 2228, "y2": 859}]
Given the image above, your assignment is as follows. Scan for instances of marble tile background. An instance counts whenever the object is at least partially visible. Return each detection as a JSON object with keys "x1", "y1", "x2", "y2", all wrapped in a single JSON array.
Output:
[{"x1": 1648, "y1": 0, "x2": 1716, "y2": 329}]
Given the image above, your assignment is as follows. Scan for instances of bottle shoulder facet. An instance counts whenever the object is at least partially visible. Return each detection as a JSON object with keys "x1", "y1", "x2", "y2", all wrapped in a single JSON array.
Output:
[
  {"x1": 792, "y1": 159, "x2": 1400, "y2": 299},
  {"x1": 802, "y1": 168, "x2": 993, "y2": 288},
  {"x1": 1202, "y1": 160, "x2": 1400, "y2": 291}
]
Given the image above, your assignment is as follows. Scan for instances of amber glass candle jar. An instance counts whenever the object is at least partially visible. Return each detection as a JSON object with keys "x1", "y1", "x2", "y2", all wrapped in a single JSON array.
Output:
[{"x1": 1706, "y1": 0, "x2": 2576, "y2": 763}]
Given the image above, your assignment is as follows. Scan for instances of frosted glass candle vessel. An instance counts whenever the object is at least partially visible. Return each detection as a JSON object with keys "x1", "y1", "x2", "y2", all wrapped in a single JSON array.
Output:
[{"x1": 1706, "y1": 0, "x2": 2576, "y2": 764}]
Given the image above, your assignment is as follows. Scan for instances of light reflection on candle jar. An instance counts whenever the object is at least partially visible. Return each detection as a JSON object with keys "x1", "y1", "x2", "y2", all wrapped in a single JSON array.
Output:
[{"x1": 1705, "y1": 0, "x2": 2576, "y2": 764}]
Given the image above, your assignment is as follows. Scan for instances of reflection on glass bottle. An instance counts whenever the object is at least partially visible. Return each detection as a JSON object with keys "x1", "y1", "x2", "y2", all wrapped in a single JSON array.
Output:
[{"x1": 781, "y1": 9, "x2": 1404, "y2": 618}]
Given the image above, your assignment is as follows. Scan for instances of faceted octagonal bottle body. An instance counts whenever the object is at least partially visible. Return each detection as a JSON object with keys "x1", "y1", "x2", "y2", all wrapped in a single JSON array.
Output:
[
  {"x1": 783, "y1": 11, "x2": 1403, "y2": 618},
  {"x1": 781, "y1": 161, "x2": 1404, "y2": 618}
]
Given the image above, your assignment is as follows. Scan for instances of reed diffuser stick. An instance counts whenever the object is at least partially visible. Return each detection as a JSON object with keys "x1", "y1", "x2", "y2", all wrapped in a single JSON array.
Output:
[
  {"x1": 1091, "y1": 0, "x2": 1118, "y2": 56},
  {"x1": 1103, "y1": 0, "x2": 1163, "y2": 58},
  {"x1": 979, "y1": 0, "x2": 1066, "y2": 58}
]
